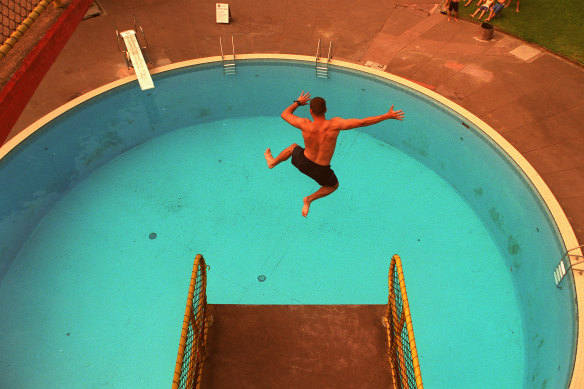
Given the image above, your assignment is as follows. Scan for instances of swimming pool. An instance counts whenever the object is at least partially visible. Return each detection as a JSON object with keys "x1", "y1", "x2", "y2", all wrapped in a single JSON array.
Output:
[{"x1": 0, "y1": 57, "x2": 580, "y2": 388}]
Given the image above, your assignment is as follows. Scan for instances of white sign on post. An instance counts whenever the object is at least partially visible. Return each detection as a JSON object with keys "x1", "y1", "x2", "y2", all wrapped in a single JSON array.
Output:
[{"x1": 216, "y1": 3, "x2": 230, "y2": 24}]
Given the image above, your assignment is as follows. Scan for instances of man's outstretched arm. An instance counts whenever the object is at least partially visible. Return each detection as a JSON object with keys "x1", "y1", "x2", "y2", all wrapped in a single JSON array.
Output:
[
  {"x1": 333, "y1": 105, "x2": 405, "y2": 131},
  {"x1": 281, "y1": 91, "x2": 312, "y2": 129}
]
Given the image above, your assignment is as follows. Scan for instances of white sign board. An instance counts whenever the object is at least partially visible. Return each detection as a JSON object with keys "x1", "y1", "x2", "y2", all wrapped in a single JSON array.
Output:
[{"x1": 216, "y1": 3, "x2": 230, "y2": 24}]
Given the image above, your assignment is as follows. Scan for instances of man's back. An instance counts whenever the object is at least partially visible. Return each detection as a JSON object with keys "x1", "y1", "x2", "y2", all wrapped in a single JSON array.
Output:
[
  {"x1": 293, "y1": 112, "x2": 403, "y2": 166},
  {"x1": 301, "y1": 118, "x2": 341, "y2": 166}
]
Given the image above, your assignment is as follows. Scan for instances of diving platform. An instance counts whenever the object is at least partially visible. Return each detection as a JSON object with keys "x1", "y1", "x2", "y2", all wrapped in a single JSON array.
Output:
[
  {"x1": 115, "y1": 16, "x2": 154, "y2": 90},
  {"x1": 200, "y1": 304, "x2": 393, "y2": 388},
  {"x1": 119, "y1": 30, "x2": 153, "y2": 90}
]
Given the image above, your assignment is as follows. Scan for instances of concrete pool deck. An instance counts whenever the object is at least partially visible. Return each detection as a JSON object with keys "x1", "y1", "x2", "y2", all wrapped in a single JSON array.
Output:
[{"x1": 1, "y1": 0, "x2": 583, "y2": 387}]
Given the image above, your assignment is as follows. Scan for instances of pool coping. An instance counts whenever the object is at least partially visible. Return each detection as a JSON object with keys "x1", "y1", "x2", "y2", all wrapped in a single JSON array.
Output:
[{"x1": 1, "y1": 54, "x2": 582, "y2": 388}]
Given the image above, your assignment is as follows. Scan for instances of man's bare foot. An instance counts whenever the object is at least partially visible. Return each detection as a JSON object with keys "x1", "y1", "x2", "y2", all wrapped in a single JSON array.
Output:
[
  {"x1": 302, "y1": 197, "x2": 312, "y2": 217},
  {"x1": 264, "y1": 148, "x2": 275, "y2": 169}
]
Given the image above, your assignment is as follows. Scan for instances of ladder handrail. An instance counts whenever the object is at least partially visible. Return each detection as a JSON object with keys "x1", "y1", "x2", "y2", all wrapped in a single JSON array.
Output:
[
  {"x1": 220, "y1": 36, "x2": 236, "y2": 61},
  {"x1": 113, "y1": 19, "x2": 127, "y2": 54},
  {"x1": 555, "y1": 244, "x2": 584, "y2": 288},
  {"x1": 133, "y1": 15, "x2": 148, "y2": 50},
  {"x1": 564, "y1": 244, "x2": 584, "y2": 257},
  {"x1": 315, "y1": 39, "x2": 332, "y2": 78},
  {"x1": 220, "y1": 36, "x2": 225, "y2": 61},
  {"x1": 231, "y1": 35, "x2": 236, "y2": 61},
  {"x1": 220, "y1": 36, "x2": 236, "y2": 75},
  {"x1": 114, "y1": 15, "x2": 150, "y2": 66}
]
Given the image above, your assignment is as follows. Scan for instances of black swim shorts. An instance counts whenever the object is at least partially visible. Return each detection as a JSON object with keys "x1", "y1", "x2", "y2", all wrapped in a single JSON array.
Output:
[{"x1": 291, "y1": 146, "x2": 339, "y2": 187}]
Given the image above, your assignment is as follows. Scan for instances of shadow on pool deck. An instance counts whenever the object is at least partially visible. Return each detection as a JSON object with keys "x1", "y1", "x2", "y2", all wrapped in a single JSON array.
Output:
[{"x1": 1, "y1": 0, "x2": 583, "y2": 387}]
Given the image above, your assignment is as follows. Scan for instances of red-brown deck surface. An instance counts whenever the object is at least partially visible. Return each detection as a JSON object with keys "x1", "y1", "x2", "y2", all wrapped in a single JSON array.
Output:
[{"x1": 201, "y1": 305, "x2": 393, "y2": 389}]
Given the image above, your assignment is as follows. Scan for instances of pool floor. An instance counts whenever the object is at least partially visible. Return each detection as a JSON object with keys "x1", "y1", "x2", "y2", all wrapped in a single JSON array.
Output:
[{"x1": 0, "y1": 117, "x2": 524, "y2": 387}]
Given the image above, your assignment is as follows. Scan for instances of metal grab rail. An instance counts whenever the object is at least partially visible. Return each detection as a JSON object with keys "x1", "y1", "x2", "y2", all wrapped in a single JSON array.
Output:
[
  {"x1": 172, "y1": 254, "x2": 210, "y2": 389},
  {"x1": 220, "y1": 35, "x2": 236, "y2": 75},
  {"x1": 554, "y1": 244, "x2": 584, "y2": 288},
  {"x1": 315, "y1": 38, "x2": 321, "y2": 62},
  {"x1": 114, "y1": 15, "x2": 150, "y2": 69},
  {"x1": 315, "y1": 39, "x2": 332, "y2": 78},
  {"x1": 384, "y1": 254, "x2": 423, "y2": 389}
]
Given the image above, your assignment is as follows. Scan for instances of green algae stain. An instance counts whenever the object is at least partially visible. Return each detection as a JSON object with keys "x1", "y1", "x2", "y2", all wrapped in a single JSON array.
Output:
[
  {"x1": 402, "y1": 136, "x2": 429, "y2": 158},
  {"x1": 489, "y1": 207, "x2": 504, "y2": 230},
  {"x1": 508, "y1": 235, "x2": 521, "y2": 256},
  {"x1": 197, "y1": 108, "x2": 211, "y2": 118},
  {"x1": 83, "y1": 131, "x2": 123, "y2": 166}
]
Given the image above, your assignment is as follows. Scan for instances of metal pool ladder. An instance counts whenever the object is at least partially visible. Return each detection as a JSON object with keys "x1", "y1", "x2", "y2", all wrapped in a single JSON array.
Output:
[
  {"x1": 315, "y1": 39, "x2": 332, "y2": 78},
  {"x1": 554, "y1": 244, "x2": 584, "y2": 288},
  {"x1": 220, "y1": 36, "x2": 236, "y2": 75}
]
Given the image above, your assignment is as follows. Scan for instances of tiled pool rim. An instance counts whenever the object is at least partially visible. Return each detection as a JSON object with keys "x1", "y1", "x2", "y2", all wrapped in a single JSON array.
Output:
[{"x1": 1, "y1": 54, "x2": 582, "y2": 388}]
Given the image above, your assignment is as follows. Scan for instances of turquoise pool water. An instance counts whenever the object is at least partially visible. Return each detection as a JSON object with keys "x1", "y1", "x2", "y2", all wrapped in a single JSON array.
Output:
[{"x1": 0, "y1": 60, "x2": 576, "y2": 388}]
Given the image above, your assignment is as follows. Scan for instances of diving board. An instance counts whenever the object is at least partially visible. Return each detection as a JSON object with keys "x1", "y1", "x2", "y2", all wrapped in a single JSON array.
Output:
[{"x1": 120, "y1": 29, "x2": 154, "y2": 90}]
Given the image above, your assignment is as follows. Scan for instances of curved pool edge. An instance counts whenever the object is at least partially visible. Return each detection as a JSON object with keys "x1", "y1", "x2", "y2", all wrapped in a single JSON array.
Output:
[
  {"x1": 335, "y1": 56, "x2": 584, "y2": 388},
  {"x1": 1, "y1": 54, "x2": 582, "y2": 388}
]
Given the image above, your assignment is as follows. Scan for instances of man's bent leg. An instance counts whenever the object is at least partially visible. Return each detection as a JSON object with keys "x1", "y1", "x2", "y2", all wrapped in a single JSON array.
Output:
[
  {"x1": 302, "y1": 182, "x2": 339, "y2": 217},
  {"x1": 265, "y1": 143, "x2": 298, "y2": 169}
]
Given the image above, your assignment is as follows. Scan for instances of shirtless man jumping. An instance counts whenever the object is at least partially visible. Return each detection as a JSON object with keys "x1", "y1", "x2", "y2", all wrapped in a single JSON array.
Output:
[{"x1": 264, "y1": 91, "x2": 405, "y2": 217}]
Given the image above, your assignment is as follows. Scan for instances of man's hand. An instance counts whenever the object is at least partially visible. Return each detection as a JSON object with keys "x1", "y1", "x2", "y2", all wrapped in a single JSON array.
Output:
[
  {"x1": 296, "y1": 91, "x2": 311, "y2": 106},
  {"x1": 387, "y1": 105, "x2": 405, "y2": 121},
  {"x1": 282, "y1": 91, "x2": 312, "y2": 129}
]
